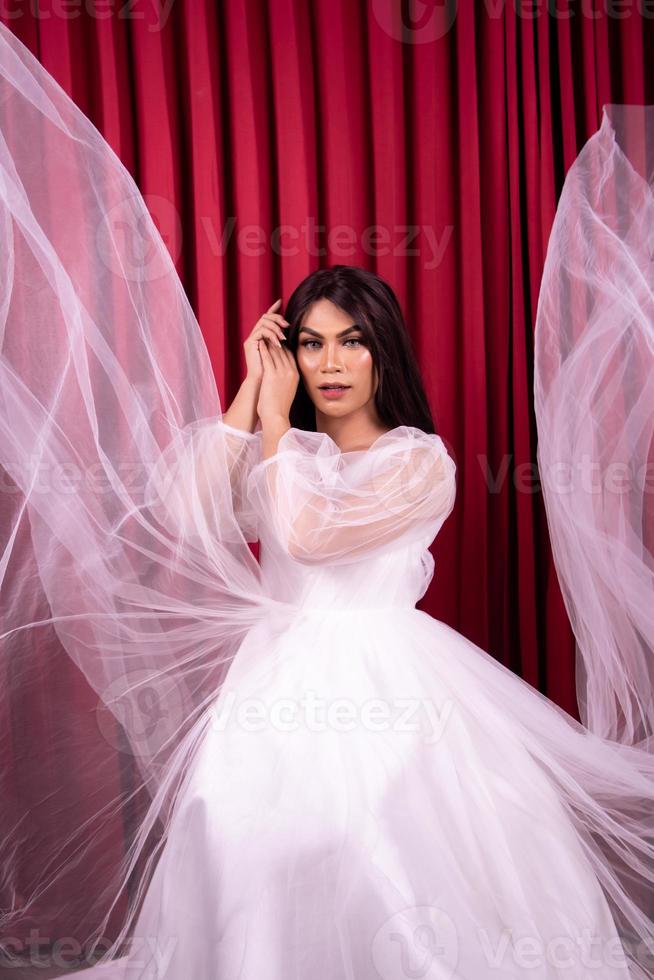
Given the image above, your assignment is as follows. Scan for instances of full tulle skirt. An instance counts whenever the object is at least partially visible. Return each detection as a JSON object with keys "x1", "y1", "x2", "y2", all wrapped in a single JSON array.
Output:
[{"x1": 74, "y1": 606, "x2": 649, "y2": 980}]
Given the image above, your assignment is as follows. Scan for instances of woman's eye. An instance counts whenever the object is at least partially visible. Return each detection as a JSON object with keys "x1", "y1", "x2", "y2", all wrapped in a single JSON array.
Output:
[{"x1": 300, "y1": 337, "x2": 363, "y2": 350}]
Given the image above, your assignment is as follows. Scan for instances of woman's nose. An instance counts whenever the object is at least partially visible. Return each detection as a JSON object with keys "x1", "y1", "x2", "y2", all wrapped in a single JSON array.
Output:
[{"x1": 320, "y1": 343, "x2": 342, "y2": 368}]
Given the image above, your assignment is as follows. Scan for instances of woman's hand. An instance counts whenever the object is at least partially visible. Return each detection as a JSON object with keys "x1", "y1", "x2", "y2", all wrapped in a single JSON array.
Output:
[
  {"x1": 244, "y1": 299, "x2": 289, "y2": 386},
  {"x1": 257, "y1": 334, "x2": 299, "y2": 424}
]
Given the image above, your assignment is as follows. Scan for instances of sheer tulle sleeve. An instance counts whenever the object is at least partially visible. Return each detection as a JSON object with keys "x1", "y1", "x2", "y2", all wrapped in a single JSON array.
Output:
[
  {"x1": 248, "y1": 425, "x2": 456, "y2": 564},
  {"x1": 145, "y1": 419, "x2": 261, "y2": 544},
  {"x1": 221, "y1": 422, "x2": 261, "y2": 542}
]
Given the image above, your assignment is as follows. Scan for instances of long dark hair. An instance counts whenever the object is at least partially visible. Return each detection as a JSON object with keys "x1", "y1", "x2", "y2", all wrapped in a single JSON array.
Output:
[{"x1": 281, "y1": 265, "x2": 437, "y2": 434}]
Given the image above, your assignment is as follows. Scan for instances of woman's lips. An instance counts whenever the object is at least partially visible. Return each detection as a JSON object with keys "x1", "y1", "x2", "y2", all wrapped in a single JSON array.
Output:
[{"x1": 319, "y1": 385, "x2": 350, "y2": 400}]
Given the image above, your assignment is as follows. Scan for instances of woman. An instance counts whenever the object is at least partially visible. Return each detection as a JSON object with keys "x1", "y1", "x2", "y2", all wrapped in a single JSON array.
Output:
[
  {"x1": 56, "y1": 264, "x2": 650, "y2": 980},
  {"x1": 0, "y1": 21, "x2": 653, "y2": 980}
]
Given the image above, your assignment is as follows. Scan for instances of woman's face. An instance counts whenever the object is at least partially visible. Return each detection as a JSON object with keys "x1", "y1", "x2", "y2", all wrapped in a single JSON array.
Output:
[{"x1": 295, "y1": 299, "x2": 378, "y2": 421}]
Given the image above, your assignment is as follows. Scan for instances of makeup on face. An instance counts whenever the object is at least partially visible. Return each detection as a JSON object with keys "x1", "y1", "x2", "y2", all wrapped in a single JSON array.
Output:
[
  {"x1": 318, "y1": 384, "x2": 350, "y2": 400},
  {"x1": 296, "y1": 300, "x2": 378, "y2": 422},
  {"x1": 298, "y1": 325, "x2": 364, "y2": 389}
]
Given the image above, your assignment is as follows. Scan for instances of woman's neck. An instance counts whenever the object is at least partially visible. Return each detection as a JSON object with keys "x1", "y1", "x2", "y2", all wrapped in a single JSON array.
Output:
[{"x1": 315, "y1": 414, "x2": 392, "y2": 453}]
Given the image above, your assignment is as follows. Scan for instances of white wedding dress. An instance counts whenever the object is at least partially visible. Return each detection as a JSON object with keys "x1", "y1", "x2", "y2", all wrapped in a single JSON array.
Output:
[
  {"x1": 77, "y1": 424, "x2": 643, "y2": 980},
  {"x1": 1, "y1": 20, "x2": 654, "y2": 980}
]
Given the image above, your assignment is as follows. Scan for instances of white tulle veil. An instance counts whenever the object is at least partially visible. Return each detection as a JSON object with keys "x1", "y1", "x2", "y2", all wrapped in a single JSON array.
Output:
[
  {"x1": 0, "y1": 20, "x2": 284, "y2": 961},
  {"x1": 0, "y1": 18, "x2": 653, "y2": 972},
  {"x1": 534, "y1": 102, "x2": 654, "y2": 749}
]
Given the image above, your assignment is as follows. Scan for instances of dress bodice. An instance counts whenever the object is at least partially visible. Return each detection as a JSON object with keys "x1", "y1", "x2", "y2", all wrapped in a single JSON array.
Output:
[
  {"x1": 236, "y1": 424, "x2": 456, "y2": 614},
  {"x1": 257, "y1": 531, "x2": 437, "y2": 613},
  {"x1": 211, "y1": 421, "x2": 456, "y2": 615}
]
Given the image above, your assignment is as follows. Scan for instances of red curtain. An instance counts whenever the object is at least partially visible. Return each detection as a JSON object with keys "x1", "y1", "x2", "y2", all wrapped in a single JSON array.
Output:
[{"x1": 1, "y1": 0, "x2": 653, "y2": 942}]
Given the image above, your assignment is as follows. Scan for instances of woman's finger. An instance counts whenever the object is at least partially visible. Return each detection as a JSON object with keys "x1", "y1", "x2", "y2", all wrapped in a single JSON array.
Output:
[
  {"x1": 258, "y1": 314, "x2": 286, "y2": 332},
  {"x1": 259, "y1": 339, "x2": 278, "y2": 367},
  {"x1": 281, "y1": 345, "x2": 298, "y2": 370},
  {"x1": 268, "y1": 341, "x2": 283, "y2": 366},
  {"x1": 254, "y1": 326, "x2": 282, "y2": 348},
  {"x1": 257, "y1": 319, "x2": 285, "y2": 344},
  {"x1": 255, "y1": 322, "x2": 286, "y2": 340},
  {"x1": 260, "y1": 313, "x2": 289, "y2": 328}
]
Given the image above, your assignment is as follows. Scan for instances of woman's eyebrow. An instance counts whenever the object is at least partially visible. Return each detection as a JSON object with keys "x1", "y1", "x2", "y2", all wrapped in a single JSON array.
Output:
[{"x1": 298, "y1": 324, "x2": 361, "y2": 338}]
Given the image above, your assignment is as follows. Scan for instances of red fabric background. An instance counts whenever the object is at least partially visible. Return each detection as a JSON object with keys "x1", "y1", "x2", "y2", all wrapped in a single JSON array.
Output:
[{"x1": 1, "y1": 0, "x2": 654, "y2": 944}]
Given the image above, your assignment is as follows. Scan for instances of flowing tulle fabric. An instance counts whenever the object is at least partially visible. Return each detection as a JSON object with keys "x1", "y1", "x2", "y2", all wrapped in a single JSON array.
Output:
[
  {"x1": 0, "y1": 19, "x2": 284, "y2": 960},
  {"x1": 0, "y1": 17, "x2": 654, "y2": 978},
  {"x1": 534, "y1": 103, "x2": 654, "y2": 749}
]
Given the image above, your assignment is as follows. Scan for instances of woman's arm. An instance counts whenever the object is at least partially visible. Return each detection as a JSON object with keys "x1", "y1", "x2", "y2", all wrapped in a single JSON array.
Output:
[
  {"x1": 223, "y1": 299, "x2": 289, "y2": 435},
  {"x1": 256, "y1": 330, "x2": 297, "y2": 458},
  {"x1": 223, "y1": 376, "x2": 260, "y2": 435}
]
